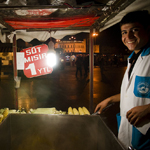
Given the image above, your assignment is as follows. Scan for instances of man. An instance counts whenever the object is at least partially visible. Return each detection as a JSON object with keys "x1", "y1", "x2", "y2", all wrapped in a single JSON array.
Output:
[
  {"x1": 75, "y1": 55, "x2": 83, "y2": 78},
  {"x1": 94, "y1": 10, "x2": 150, "y2": 150}
]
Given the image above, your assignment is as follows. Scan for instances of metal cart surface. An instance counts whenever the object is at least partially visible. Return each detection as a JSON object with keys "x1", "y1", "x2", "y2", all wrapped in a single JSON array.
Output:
[{"x1": 0, "y1": 114, "x2": 125, "y2": 150}]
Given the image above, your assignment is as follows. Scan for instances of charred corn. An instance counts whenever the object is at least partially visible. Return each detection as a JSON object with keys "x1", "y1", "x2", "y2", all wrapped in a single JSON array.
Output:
[
  {"x1": 78, "y1": 107, "x2": 85, "y2": 115},
  {"x1": 68, "y1": 107, "x2": 73, "y2": 115},
  {"x1": 82, "y1": 107, "x2": 90, "y2": 115},
  {"x1": 73, "y1": 108, "x2": 79, "y2": 115},
  {"x1": 2, "y1": 108, "x2": 9, "y2": 120}
]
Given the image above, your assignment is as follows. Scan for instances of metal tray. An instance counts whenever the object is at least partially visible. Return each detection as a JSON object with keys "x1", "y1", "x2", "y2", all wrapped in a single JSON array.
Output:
[{"x1": 0, "y1": 114, "x2": 125, "y2": 150}]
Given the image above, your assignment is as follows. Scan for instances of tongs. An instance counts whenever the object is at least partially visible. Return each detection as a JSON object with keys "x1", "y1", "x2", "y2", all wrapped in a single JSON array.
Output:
[{"x1": 92, "y1": 103, "x2": 114, "y2": 115}]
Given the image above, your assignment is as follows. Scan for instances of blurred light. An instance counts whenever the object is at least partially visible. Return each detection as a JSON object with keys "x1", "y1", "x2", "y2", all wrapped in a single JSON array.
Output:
[
  {"x1": 47, "y1": 36, "x2": 57, "y2": 67},
  {"x1": 69, "y1": 36, "x2": 76, "y2": 40},
  {"x1": 93, "y1": 33, "x2": 98, "y2": 36},
  {"x1": 56, "y1": 39, "x2": 60, "y2": 42},
  {"x1": 47, "y1": 52, "x2": 57, "y2": 67},
  {"x1": 60, "y1": 59, "x2": 64, "y2": 62},
  {"x1": 92, "y1": 28, "x2": 99, "y2": 37}
]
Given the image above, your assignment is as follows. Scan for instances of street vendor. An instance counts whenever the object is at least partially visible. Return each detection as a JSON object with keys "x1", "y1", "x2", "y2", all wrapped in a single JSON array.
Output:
[{"x1": 94, "y1": 10, "x2": 150, "y2": 150}]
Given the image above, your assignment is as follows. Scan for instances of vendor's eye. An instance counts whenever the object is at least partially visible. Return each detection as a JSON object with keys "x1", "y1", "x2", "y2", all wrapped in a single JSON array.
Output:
[
  {"x1": 132, "y1": 28, "x2": 139, "y2": 32},
  {"x1": 121, "y1": 31, "x2": 127, "y2": 35}
]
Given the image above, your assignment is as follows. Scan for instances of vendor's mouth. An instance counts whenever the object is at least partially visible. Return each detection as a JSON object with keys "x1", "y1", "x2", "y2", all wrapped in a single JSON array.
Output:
[
  {"x1": 126, "y1": 39, "x2": 137, "y2": 44},
  {"x1": 127, "y1": 41, "x2": 135, "y2": 44}
]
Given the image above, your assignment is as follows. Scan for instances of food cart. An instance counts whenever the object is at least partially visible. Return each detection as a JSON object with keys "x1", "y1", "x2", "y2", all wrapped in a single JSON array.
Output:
[
  {"x1": 0, "y1": 0, "x2": 150, "y2": 149},
  {"x1": 0, "y1": 114, "x2": 125, "y2": 150}
]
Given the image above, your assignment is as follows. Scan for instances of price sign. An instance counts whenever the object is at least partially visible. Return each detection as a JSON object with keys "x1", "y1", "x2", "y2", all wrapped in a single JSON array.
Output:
[{"x1": 22, "y1": 44, "x2": 53, "y2": 78}]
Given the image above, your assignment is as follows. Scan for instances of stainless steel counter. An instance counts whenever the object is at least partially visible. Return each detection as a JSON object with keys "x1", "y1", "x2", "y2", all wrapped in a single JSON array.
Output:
[{"x1": 0, "y1": 114, "x2": 125, "y2": 150}]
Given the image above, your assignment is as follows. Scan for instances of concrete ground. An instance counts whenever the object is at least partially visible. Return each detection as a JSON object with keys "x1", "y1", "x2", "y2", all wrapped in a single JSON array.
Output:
[{"x1": 0, "y1": 64, "x2": 126, "y2": 136}]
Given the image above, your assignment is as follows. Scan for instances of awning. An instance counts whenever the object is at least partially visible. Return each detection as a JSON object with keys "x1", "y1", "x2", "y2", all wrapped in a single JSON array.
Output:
[
  {"x1": 100, "y1": 0, "x2": 150, "y2": 31},
  {"x1": 0, "y1": 0, "x2": 140, "y2": 42},
  {"x1": 0, "y1": 0, "x2": 149, "y2": 51}
]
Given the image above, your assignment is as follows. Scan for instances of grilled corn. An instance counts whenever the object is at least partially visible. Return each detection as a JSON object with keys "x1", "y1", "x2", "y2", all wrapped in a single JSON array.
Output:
[
  {"x1": 78, "y1": 107, "x2": 85, "y2": 115},
  {"x1": 68, "y1": 107, "x2": 73, "y2": 115},
  {"x1": 73, "y1": 108, "x2": 79, "y2": 115},
  {"x1": 82, "y1": 107, "x2": 90, "y2": 115},
  {"x1": 2, "y1": 108, "x2": 9, "y2": 120},
  {"x1": 0, "y1": 115, "x2": 3, "y2": 123}
]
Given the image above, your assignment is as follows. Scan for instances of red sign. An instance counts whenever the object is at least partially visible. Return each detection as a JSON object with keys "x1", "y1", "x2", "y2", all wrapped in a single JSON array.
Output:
[{"x1": 22, "y1": 44, "x2": 53, "y2": 78}]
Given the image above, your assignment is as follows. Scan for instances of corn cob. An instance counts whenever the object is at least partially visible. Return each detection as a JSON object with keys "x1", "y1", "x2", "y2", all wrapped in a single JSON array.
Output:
[
  {"x1": 0, "y1": 109, "x2": 4, "y2": 114},
  {"x1": 0, "y1": 115, "x2": 3, "y2": 123},
  {"x1": 68, "y1": 107, "x2": 73, "y2": 115},
  {"x1": 82, "y1": 107, "x2": 90, "y2": 115},
  {"x1": 78, "y1": 107, "x2": 85, "y2": 115},
  {"x1": 2, "y1": 108, "x2": 9, "y2": 120},
  {"x1": 73, "y1": 108, "x2": 79, "y2": 115},
  {"x1": 9, "y1": 109, "x2": 17, "y2": 114}
]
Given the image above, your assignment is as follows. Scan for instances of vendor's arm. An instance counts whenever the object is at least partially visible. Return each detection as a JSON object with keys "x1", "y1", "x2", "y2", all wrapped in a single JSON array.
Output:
[
  {"x1": 94, "y1": 94, "x2": 120, "y2": 114},
  {"x1": 126, "y1": 104, "x2": 150, "y2": 126}
]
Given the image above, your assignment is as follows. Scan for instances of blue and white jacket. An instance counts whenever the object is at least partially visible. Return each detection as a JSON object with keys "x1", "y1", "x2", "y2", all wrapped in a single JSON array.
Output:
[{"x1": 117, "y1": 43, "x2": 150, "y2": 150}]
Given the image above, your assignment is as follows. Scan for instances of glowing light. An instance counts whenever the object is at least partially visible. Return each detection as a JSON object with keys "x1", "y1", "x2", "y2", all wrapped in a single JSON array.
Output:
[
  {"x1": 60, "y1": 59, "x2": 64, "y2": 62},
  {"x1": 93, "y1": 33, "x2": 98, "y2": 36},
  {"x1": 92, "y1": 28, "x2": 99, "y2": 37},
  {"x1": 56, "y1": 39, "x2": 60, "y2": 42},
  {"x1": 46, "y1": 52, "x2": 57, "y2": 67}
]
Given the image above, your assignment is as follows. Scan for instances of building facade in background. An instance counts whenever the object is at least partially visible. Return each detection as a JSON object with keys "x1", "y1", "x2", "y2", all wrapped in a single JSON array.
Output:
[
  {"x1": 55, "y1": 39, "x2": 86, "y2": 53},
  {"x1": 55, "y1": 39, "x2": 99, "y2": 54}
]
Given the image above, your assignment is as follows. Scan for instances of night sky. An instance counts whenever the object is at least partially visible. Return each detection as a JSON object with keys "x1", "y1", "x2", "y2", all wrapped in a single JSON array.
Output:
[
  {"x1": 96, "y1": 23, "x2": 126, "y2": 50},
  {"x1": 61, "y1": 23, "x2": 127, "y2": 55},
  {"x1": 64, "y1": 23, "x2": 127, "y2": 52}
]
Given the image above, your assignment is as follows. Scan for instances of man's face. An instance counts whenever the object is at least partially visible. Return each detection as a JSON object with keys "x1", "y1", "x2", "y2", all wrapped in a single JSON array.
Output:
[{"x1": 121, "y1": 22, "x2": 149, "y2": 53}]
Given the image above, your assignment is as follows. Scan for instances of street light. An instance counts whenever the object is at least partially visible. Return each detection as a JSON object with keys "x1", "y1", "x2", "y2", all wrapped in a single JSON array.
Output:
[
  {"x1": 69, "y1": 36, "x2": 76, "y2": 41},
  {"x1": 92, "y1": 28, "x2": 99, "y2": 37},
  {"x1": 47, "y1": 39, "x2": 57, "y2": 67},
  {"x1": 56, "y1": 39, "x2": 60, "y2": 42},
  {"x1": 69, "y1": 36, "x2": 76, "y2": 52},
  {"x1": 92, "y1": 28, "x2": 99, "y2": 53},
  {"x1": 47, "y1": 52, "x2": 57, "y2": 67}
]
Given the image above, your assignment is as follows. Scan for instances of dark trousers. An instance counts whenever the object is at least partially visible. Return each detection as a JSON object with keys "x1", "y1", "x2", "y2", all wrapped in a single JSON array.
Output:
[{"x1": 76, "y1": 67, "x2": 82, "y2": 77}]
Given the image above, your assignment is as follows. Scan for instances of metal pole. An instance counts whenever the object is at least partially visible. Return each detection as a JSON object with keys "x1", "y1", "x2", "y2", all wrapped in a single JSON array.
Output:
[
  {"x1": 89, "y1": 28, "x2": 94, "y2": 113},
  {"x1": 13, "y1": 33, "x2": 18, "y2": 110}
]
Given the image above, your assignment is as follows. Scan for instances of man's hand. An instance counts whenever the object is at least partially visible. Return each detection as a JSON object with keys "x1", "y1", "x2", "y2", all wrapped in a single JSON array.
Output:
[
  {"x1": 94, "y1": 94, "x2": 120, "y2": 114},
  {"x1": 94, "y1": 99, "x2": 110, "y2": 114},
  {"x1": 126, "y1": 104, "x2": 150, "y2": 126}
]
